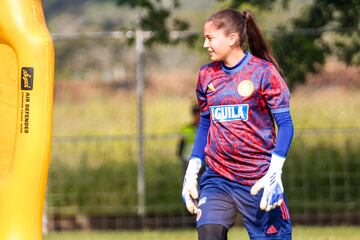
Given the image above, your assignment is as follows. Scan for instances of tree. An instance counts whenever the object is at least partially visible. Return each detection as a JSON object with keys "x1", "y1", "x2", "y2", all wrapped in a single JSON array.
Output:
[
  {"x1": 226, "y1": 0, "x2": 359, "y2": 89},
  {"x1": 218, "y1": 0, "x2": 288, "y2": 10},
  {"x1": 116, "y1": 0, "x2": 192, "y2": 46},
  {"x1": 116, "y1": 0, "x2": 359, "y2": 88}
]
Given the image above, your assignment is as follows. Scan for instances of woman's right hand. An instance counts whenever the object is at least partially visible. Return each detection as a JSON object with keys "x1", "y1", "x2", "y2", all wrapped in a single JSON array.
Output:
[{"x1": 181, "y1": 157, "x2": 202, "y2": 214}]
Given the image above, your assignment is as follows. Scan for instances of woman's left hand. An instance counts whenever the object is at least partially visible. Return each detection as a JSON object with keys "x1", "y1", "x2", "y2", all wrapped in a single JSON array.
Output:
[{"x1": 250, "y1": 154, "x2": 285, "y2": 211}]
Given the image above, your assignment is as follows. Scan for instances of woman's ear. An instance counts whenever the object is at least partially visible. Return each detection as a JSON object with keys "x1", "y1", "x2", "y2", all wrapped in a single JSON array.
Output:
[{"x1": 228, "y1": 33, "x2": 239, "y2": 47}]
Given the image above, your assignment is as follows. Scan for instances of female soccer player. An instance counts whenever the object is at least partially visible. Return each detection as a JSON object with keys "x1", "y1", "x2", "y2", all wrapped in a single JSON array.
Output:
[{"x1": 182, "y1": 9, "x2": 294, "y2": 240}]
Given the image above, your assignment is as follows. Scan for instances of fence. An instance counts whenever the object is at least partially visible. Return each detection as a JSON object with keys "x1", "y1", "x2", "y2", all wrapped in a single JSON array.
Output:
[{"x1": 45, "y1": 129, "x2": 360, "y2": 230}]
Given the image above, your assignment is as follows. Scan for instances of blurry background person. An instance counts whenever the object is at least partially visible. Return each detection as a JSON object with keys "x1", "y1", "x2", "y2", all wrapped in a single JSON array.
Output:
[{"x1": 177, "y1": 104, "x2": 200, "y2": 176}]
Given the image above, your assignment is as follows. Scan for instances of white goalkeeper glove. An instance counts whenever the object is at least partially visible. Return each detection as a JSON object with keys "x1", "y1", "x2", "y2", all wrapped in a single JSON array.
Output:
[
  {"x1": 182, "y1": 157, "x2": 202, "y2": 214},
  {"x1": 251, "y1": 154, "x2": 285, "y2": 211}
]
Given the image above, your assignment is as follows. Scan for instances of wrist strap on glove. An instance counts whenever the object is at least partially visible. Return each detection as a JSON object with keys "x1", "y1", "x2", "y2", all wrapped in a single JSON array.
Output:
[{"x1": 185, "y1": 157, "x2": 202, "y2": 177}]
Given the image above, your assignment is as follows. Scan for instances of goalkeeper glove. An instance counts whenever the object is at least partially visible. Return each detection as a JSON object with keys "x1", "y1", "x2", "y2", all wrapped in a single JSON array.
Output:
[
  {"x1": 182, "y1": 157, "x2": 202, "y2": 214},
  {"x1": 250, "y1": 154, "x2": 285, "y2": 211}
]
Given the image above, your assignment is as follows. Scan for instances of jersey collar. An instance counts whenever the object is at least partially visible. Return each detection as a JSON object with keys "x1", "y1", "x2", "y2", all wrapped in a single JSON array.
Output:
[{"x1": 221, "y1": 51, "x2": 252, "y2": 74}]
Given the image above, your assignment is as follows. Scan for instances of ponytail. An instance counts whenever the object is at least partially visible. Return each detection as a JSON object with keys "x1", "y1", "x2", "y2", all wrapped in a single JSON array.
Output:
[
  {"x1": 242, "y1": 10, "x2": 283, "y2": 75},
  {"x1": 207, "y1": 9, "x2": 282, "y2": 75}
]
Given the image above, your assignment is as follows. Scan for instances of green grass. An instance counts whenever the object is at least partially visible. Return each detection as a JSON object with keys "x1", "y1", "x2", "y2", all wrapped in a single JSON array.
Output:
[
  {"x1": 44, "y1": 226, "x2": 360, "y2": 240},
  {"x1": 291, "y1": 87, "x2": 360, "y2": 129},
  {"x1": 47, "y1": 133, "x2": 360, "y2": 218},
  {"x1": 48, "y1": 84, "x2": 360, "y2": 217},
  {"x1": 53, "y1": 85, "x2": 360, "y2": 137},
  {"x1": 48, "y1": 82, "x2": 360, "y2": 221}
]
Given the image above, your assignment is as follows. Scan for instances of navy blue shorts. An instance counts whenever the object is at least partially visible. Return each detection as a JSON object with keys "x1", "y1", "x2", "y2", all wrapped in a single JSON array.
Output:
[{"x1": 196, "y1": 167, "x2": 292, "y2": 240}]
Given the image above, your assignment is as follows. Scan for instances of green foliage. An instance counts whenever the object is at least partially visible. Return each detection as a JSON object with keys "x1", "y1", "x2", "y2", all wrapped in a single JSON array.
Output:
[
  {"x1": 219, "y1": 0, "x2": 289, "y2": 10},
  {"x1": 271, "y1": 27, "x2": 329, "y2": 89},
  {"x1": 116, "y1": 0, "x2": 192, "y2": 46},
  {"x1": 45, "y1": 0, "x2": 359, "y2": 88},
  {"x1": 48, "y1": 159, "x2": 138, "y2": 215},
  {"x1": 298, "y1": 0, "x2": 360, "y2": 65},
  {"x1": 47, "y1": 134, "x2": 360, "y2": 218},
  {"x1": 221, "y1": 0, "x2": 360, "y2": 89},
  {"x1": 272, "y1": 0, "x2": 360, "y2": 88},
  {"x1": 284, "y1": 136, "x2": 360, "y2": 215},
  {"x1": 48, "y1": 150, "x2": 183, "y2": 216}
]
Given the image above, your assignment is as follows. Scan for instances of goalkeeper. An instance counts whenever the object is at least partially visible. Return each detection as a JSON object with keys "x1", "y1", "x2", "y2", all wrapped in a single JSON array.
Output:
[{"x1": 182, "y1": 9, "x2": 294, "y2": 240}]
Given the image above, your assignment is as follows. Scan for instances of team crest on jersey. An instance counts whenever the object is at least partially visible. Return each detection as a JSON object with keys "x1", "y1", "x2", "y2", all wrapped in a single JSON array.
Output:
[
  {"x1": 207, "y1": 83, "x2": 216, "y2": 92},
  {"x1": 210, "y1": 104, "x2": 249, "y2": 122},
  {"x1": 238, "y1": 80, "x2": 254, "y2": 97}
]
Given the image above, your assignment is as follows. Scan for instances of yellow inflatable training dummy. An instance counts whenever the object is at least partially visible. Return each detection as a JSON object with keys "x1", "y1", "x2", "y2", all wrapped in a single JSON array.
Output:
[{"x1": 0, "y1": 0, "x2": 54, "y2": 239}]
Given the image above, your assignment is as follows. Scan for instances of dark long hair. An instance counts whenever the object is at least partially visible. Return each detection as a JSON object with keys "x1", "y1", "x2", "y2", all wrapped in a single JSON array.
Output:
[{"x1": 207, "y1": 9, "x2": 282, "y2": 75}]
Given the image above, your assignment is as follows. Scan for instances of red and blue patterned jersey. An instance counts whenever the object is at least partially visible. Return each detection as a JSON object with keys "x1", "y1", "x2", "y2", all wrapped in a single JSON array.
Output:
[{"x1": 196, "y1": 52, "x2": 290, "y2": 186}]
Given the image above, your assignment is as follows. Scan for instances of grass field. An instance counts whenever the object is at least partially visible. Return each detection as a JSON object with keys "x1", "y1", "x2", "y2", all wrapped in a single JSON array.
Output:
[
  {"x1": 48, "y1": 80, "x2": 360, "y2": 217},
  {"x1": 47, "y1": 65, "x2": 360, "y2": 226},
  {"x1": 44, "y1": 226, "x2": 360, "y2": 240},
  {"x1": 53, "y1": 85, "x2": 360, "y2": 137}
]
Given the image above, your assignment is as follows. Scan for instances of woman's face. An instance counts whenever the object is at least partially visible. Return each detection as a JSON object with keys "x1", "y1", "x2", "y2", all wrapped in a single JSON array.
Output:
[{"x1": 203, "y1": 21, "x2": 235, "y2": 62}]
